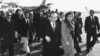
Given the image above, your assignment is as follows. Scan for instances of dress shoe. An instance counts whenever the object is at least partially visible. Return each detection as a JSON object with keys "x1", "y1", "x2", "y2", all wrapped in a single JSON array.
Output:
[
  {"x1": 78, "y1": 52, "x2": 82, "y2": 56},
  {"x1": 20, "y1": 50, "x2": 26, "y2": 54},
  {"x1": 27, "y1": 53, "x2": 31, "y2": 56},
  {"x1": 86, "y1": 49, "x2": 90, "y2": 52},
  {"x1": 76, "y1": 51, "x2": 82, "y2": 56}
]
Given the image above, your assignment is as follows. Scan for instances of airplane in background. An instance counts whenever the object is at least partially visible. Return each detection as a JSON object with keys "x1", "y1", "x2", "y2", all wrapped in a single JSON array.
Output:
[
  {"x1": 85, "y1": 7, "x2": 100, "y2": 14},
  {"x1": 19, "y1": 0, "x2": 54, "y2": 10},
  {"x1": 0, "y1": 0, "x2": 54, "y2": 11}
]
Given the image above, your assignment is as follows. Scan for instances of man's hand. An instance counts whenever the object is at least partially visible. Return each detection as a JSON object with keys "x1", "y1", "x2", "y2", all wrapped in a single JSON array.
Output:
[
  {"x1": 32, "y1": 33, "x2": 36, "y2": 40},
  {"x1": 59, "y1": 45, "x2": 63, "y2": 48},
  {"x1": 66, "y1": 41, "x2": 70, "y2": 45},
  {"x1": 45, "y1": 35, "x2": 51, "y2": 42},
  {"x1": 15, "y1": 31, "x2": 18, "y2": 38},
  {"x1": 97, "y1": 30, "x2": 100, "y2": 34},
  {"x1": 0, "y1": 38, "x2": 4, "y2": 41}
]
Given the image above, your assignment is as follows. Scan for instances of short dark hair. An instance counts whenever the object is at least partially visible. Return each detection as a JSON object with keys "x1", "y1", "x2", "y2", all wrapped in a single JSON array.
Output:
[
  {"x1": 59, "y1": 12, "x2": 64, "y2": 15},
  {"x1": 78, "y1": 12, "x2": 81, "y2": 16},
  {"x1": 90, "y1": 9, "x2": 94, "y2": 14}
]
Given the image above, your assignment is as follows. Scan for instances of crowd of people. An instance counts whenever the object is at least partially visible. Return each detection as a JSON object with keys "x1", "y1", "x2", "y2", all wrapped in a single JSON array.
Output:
[{"x1": 0, "y1": 6, "x2": 99, "y2": 56}]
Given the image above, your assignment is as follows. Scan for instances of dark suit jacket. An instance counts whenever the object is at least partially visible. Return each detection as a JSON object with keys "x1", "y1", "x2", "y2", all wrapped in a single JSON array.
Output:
[
  {"x1": 18, "y1": 18, "x2": 36, "y2": 37},
  {"x1": 42, "y1": 20, "x2": 61, "y2": 46},
  {"x1": 0, "y1": 18, "x2": 17, "y2": 42},
  {"x1": 76, "y1": 17, "x2": 83, "y2": 28},
  {"x1": 85, "y1": 16, "x2": 99, "y2": 33},
  {"x1": 75, "y1": 17, "x2": 83, "y2": 34},
  {"x1": 19, "y1": 19, "x2": 30, "y2": 37}
]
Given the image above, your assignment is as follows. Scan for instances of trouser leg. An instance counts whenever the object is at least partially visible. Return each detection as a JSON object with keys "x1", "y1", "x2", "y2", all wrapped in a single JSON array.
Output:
[
  {"x1": 9, "y1": 43, "x2": 14, "y2": 56},
  {"x1": 86, "y1": 33, "x2": 91, "y2": 50},
  {"x1": 74, "y1": 35, "x2": 81, "y2": 52},
  {"x1": 77, "y1": 34, "x2": 82, "y2": 42},
  {"x1": 1, "y1": 40, "x2": 7, "y2": 56},
  {"x1": 21, "y1": 37, "x2": 30, "y2": 53},
  {"x1": 91, "y1": 34, "x2": 97, "y2": 47}
]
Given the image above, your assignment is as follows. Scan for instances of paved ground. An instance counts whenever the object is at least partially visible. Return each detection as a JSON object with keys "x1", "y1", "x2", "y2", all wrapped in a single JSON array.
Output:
[
  {"x1": 76, "y1": 28, "x2": 100, "y2": 56},
  {"x1": 0, "y1": 28, "x2": 100, "y2": 56},
  {"x1": 0, "y1": 42, "x2": 42, "y2": 56}
]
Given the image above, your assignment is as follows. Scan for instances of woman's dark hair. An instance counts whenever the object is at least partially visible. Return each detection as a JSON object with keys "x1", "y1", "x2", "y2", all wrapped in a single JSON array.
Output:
[
  {"x1": 64, "y1": 12, "x2": 73, "y2": 29},
  {"x1": 65, "y1": 12, "x2": 72, "y2": 22}
]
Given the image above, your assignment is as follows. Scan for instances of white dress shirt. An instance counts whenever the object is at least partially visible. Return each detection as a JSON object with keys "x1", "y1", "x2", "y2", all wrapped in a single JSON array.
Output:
[
  {"x1": 50, "y1": 22, "x2": 56, "y2": 31},
  {"x1": 25, "y1": 18, "x2": 29, "y2": 24},
  {"x1": 90, "y1": 16, "x2": 94, "y2": 21}
]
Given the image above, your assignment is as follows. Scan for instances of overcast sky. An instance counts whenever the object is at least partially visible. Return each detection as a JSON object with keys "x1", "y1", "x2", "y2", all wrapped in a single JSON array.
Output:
[{"x1": 2, "y1": 0, "x2": 100, "y2": 11}]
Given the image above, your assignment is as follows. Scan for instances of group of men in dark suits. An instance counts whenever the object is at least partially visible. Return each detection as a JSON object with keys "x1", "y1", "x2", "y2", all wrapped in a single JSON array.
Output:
[
  {"x1": 85, "y1": 10, "x2": 100, "y2": 52},
  {"x1": 0, "y1": 8, "x2": 100, "y2": 56},
  {"x1": 74, "y1": 9, "x2": 100, "y2": 55},
  {"x1": 0, "y1": 9, "x2": 36, "y2": 56}
]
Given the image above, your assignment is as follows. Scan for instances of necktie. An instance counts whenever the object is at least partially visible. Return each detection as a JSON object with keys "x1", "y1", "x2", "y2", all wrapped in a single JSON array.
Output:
[
  {"x1": 92, "y1": 16, "x2": 95, "y2": 27},
  {"x1": 52, "y1": 23, "x2": 55, "y2": 31},
  {"x1": 26, "y1": 19, "x2": 29, "y2": 24},
  {"x1": 92, "y1": 16, "x2": 94, "y2": 23},
  {"x1": 26, "y1": 19, "x2": 30, "y2": 37}
]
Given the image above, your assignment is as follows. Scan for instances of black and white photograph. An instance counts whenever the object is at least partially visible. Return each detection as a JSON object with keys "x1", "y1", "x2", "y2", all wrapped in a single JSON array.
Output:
[{"x1": 0, "y1": 0, "x2": 100, "y2": 56}]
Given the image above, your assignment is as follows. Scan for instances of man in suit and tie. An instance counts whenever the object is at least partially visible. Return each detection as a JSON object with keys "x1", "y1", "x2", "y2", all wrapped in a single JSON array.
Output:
[
  {"x1": 28, "y1": 12, "x2": 36, "y2": 45},
  {"x1": 76, "y1": 12, "x2": 83, "y2": 42},
  {"x1": 74, "y1": 12, "x2": 82, "y2": 55},
  {"x1": 19, "y1": 12, "x2": 32, "y2": 56},
  {"x1": 0, "y1": 11, "x2": 18, "y2": 56},
  {"x1": 42, "y1": 12, "x2": 62, "y2": 56},
  {"x1": 85, "y1": 10, "x2": 99, "y2": 52}
]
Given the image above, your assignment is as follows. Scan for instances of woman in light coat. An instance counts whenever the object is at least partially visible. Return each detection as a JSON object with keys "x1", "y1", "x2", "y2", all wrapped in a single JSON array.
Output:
[{"x1": 61, "y1": 12, "x2": 75, "y2": 56}]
